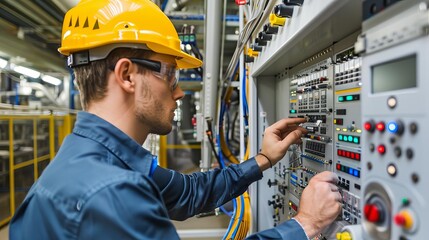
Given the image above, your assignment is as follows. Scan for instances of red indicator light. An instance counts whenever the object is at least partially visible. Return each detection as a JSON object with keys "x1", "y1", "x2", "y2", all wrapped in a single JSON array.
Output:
[
  {"x1": 346, "y1": 151, "x2": 351, "y2": 158},
  {"x1": 376, "y1": 122, "x2": 385, "y2": 132},
  {"x1": 350, "y1": 152, "x2": 355, "y2": 159},
  {"x1": 364, "y1": 120, "x2": 375, "y2": 132},
  {"x1": 336, "y1": 164, "x2": 341, "y2": 170},
  {"x1": 377, "y1": 145, "x2": 386, "y2": 155},
  {"x1": 355, "y1": 153, "x2": 361, "y2": 160}
]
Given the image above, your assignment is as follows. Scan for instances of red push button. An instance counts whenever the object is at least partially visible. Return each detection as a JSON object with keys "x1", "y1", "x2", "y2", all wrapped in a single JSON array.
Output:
[
  {"x1": 364, "y1": 120, "x2": 375, "y2": 132},
  {"x1": 364, "y1": 204, "x2": 382, "y2": 223},
  {"x1": 394, "y1": 210, "x2": 413, "y2": 230},
  {"x1": 377, "y1": 145, "x2": 386, "y2": 155}
]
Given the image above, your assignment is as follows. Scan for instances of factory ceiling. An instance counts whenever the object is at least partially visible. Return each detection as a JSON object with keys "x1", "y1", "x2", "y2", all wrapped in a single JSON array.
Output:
[{"x1": 0, "y1": 0, "x2": 239, "y2": 77}]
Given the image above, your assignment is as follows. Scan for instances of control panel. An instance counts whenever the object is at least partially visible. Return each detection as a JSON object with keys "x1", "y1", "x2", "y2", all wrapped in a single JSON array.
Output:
[
  {"x1": 359, "y1": 1, "x2": 429, "y2": 239},
  {"x1": 242, "y1": 0, "x2": 429, "y2": 239},
  {"x1": 333, "y1": 48, "x2": 363, "y2": 226}
]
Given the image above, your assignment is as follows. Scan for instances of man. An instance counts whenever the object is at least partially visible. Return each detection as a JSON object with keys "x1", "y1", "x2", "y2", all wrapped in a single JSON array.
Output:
[{"x1": 10, "y1": 0, "x2": 341, "y2": 239}]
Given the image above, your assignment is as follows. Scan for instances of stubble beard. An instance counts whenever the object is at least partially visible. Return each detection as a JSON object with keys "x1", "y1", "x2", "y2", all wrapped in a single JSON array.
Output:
[{"x1": 136, "y1": 98, "x2": 173, "y2": 135}]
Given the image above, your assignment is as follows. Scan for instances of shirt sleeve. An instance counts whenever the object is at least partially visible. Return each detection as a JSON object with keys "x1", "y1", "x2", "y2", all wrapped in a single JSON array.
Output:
[
  {"x1": 77, "y1": 174, "x2": 180, "y2": 240},
  {"x1": 152, "y1": 158, "x2": 263, "y2": 220},
  {"x1": 245, "y1": 219, "x2": 309, "y2": 240}
]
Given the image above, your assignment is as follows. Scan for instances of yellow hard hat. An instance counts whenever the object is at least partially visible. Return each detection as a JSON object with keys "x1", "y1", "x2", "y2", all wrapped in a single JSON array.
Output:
[{"x1": 58, "y1": 0, "x2": 202, "y2": 69}]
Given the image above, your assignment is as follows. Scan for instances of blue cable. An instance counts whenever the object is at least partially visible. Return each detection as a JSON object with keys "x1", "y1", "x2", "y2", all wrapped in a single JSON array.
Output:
[
  {"x1": 223, "y1": 198, "x2": 238, "y2": 240},
  {"x1": 220, "y1": 205, "x2": 233, "y2": 217},
  {"x1": 241, "y1": 65, "x2": 249, "y2": 126},
  {"x1": 216, "y1": 133, "x2": 226, "y2": 169},
  {"x1": 231, "y1": 195, "x2": 245, "y2": 239},
  {"x1": 161, "y1": 0, "x2": 169, "y2": 11}
]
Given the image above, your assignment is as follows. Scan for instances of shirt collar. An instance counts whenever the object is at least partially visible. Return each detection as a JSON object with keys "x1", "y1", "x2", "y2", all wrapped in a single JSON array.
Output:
[{"x1": 72, "y1": 111, "x2": 154, "y2": 175}]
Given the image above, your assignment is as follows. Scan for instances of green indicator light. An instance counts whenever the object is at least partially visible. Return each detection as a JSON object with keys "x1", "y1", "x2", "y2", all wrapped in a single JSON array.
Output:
[
  {"x1": 402, "y1": 198, "x2": 410, "y2": 206},
  {"x1": 184, "y1": 35, "x2": 190, "y2": 42},
  {"x1": 338, "y1": 135, "x2": 343, "y2": 141},
  {"x1": 353, "y1": 137, "x2": 359, "y2": 143},
  {"x1": 348, "y1": 136, "x2": 353, "y2": 142},
  {"x1": 338, "y1": 96, "x2": 344, "y2": 102},
  {"x1": 290, "y1": 109, "x2": 296, "y2": 113},
  {"x1": 346, "y1": 95, "x2": 353, "y2": 101},
  {"x1": 179, "y1": 36, "x2": 183, "y2": 41},
  {"x1": 190, "y1": 35, "x2": 195, "y2": 42}
]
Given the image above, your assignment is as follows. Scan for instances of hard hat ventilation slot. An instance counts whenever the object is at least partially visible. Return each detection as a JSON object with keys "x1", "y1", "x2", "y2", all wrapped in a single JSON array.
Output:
[
  {"x1": 83, "y1": 18, "x2": 89, "y2": 28},
  {"x1": 93, "y1": 19, "x2": 99, "y2": 30},
  {"x1": 75, "y1": 17, "x2": 79, "y2": 27},
  {"x1": 69, "y1": 17, "x2": 73, "y2": 27}
]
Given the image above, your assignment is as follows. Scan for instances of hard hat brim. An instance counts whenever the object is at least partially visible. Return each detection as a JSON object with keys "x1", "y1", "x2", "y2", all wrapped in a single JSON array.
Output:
[{"x1": 146, "y1": 42, "x2": 202, "y2": 69}]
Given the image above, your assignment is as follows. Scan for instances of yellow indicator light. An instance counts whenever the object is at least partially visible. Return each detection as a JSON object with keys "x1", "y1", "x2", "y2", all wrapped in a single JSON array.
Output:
[
  {"x1": 356, "y1": 129, "x2": 362, "y2": 133},
  {"x1": 336, "y1": 128, "x2": 341, "y2": 131},
  {"x1": 342, "y1": 128, "x2": 348, "y2": 132}
]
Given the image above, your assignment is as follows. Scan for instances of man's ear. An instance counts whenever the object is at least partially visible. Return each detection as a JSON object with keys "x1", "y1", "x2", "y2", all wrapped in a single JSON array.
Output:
[{"x1": 113, "y1": 58, "x2": 136, "y2": 93}]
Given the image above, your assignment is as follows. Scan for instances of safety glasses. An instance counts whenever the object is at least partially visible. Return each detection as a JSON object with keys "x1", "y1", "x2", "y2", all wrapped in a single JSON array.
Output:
[{"x1": 129, "y1": 58, "x2": 179, "y2": 90}]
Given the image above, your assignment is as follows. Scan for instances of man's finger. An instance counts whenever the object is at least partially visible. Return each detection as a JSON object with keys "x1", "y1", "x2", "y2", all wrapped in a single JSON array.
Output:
[
  {"x1": 270, "y1": 118, "x2": 307, "y2": 131},
  {"x1": 313, "y1": 171, "x2": 339, "y2": 184}
]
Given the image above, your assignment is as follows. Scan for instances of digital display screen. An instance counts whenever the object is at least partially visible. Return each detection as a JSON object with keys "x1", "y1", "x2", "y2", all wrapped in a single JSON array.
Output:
[{"x1": 372, "y1": 55, "x2": 416, "y2": 93}]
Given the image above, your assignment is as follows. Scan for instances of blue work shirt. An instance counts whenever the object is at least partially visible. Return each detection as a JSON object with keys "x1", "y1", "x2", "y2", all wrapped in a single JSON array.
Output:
[{"x1": 10, "y1": 111, "x2": 307, "y2": 239}]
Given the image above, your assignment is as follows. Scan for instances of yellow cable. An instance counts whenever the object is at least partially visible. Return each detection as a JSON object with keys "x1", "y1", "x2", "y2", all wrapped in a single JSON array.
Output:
[{"x1": 223, "y1": 66, "x2": 253, "y2": 240}]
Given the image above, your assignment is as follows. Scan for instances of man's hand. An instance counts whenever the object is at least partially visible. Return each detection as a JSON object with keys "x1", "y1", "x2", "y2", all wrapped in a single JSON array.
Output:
[
  {"x1": 294, "y1": 171, "x2": 342, "y2": 238},
  {"x1": 256, "y1": 118, "x2": 307, "y2": 170}
]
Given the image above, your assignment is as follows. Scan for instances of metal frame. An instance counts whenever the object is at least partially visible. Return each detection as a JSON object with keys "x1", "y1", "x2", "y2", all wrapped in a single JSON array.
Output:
[{"x1": 0, "y1": 114, "x2": 75, "y2": 227}]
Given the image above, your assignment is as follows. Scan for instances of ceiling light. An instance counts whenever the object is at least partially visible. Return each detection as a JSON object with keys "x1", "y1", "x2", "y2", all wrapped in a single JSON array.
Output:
[
  {"x1": 41, "y1": 75, "x2": 62, "y2": 86},
  {"x1": 11, "y1": 64, "x2": 41, "y2": 78},
  {"x1": 0, "y1": 58, "x2": 7, "y2": 68}
]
